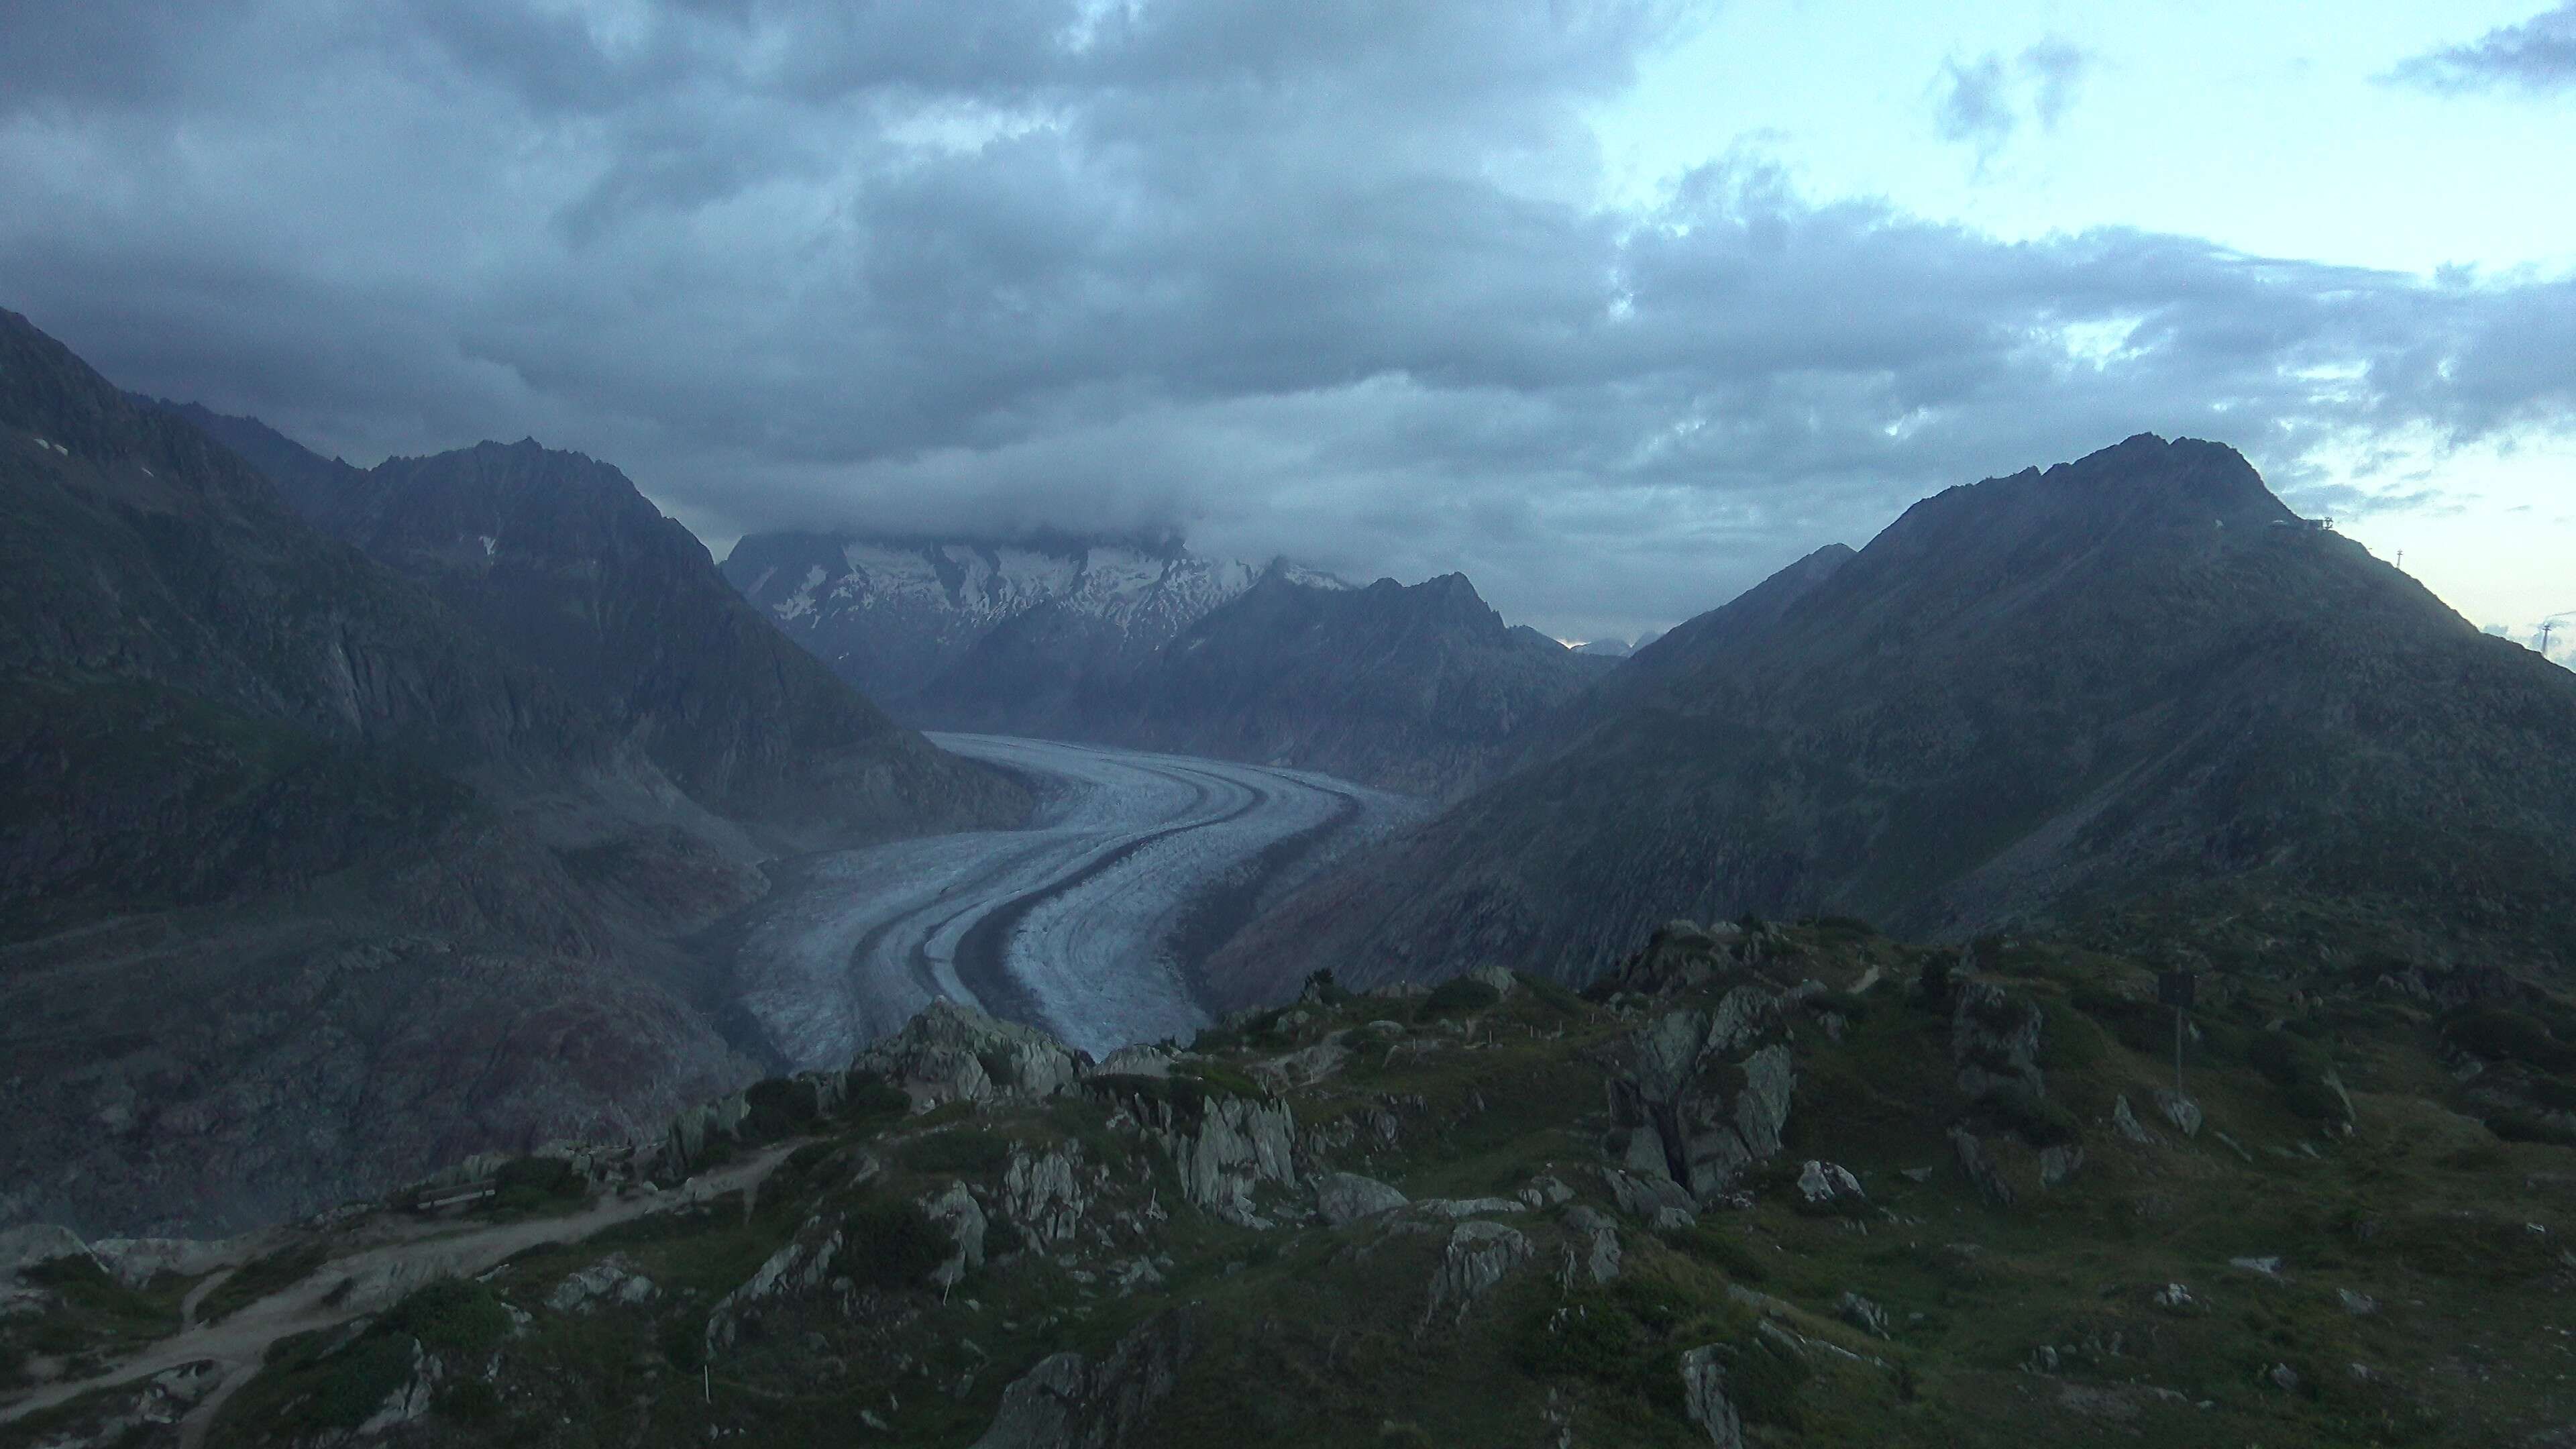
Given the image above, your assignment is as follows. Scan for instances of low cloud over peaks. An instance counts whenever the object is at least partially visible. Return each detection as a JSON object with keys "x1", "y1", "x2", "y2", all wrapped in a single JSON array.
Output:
[{"x1": 3, "y1": 2, "x2": 2574, "y2": 644}]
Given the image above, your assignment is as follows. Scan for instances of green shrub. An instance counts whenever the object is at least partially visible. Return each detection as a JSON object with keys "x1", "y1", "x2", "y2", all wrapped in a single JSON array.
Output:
[
  {"x1": 2070, "y1": 984, "x2": 2167, "y2": 1055},
  {"x1": 1719, "y1": 1336, "x2": 1814, "y2": 1428},
  {"x1": 491, "y1": 1157, "x2": 586, "y2": 1214},
  {"x1": 1803, "y1": 989, "x2": 1870, "y2": 1020},
  {"x1": 1913, "y1": 955, "x2": 1956, "y2": 1011},
  {"x1": 437, "y1": 1378, "x2": 502, "y2": 1424},
  {"x1": 894, "y1": 1132, "x2": 1012, "y2": 1177},
  {"x1": 2247, "y1": 1030, "x2": 2330, "y2": 1088},
  {"x1": 1986, "y1": 1083, "x2": 2079, "y2": 1146},
  {"x1": 1519, "y1": 972, "x2": 1585, "y2": 1015},
  {"x1": 984, "y1": 1218, "x2": 1027, "y2": 1258},
  {"x1": 2445, "y1": 1008, "x2": 2576, "y2": 1073},
  {"x1": 842, "y1": 1071, "x2": 912, "y2": 1120},
  {"x1": 1665, "y1": 1224, "x2": 1768, "y2": 1283},
  {"x1": 740, "y1": 1078, "x2": 820, "y2": 1144},
  {"x1": 310, "y1": 1334, "x2": 418, "y2": 1428},
  {"x1": 2487, "y1": 1111, "x2": 2576, "y2": 1148},
  {"x1": 658, "y1": 1313, "x2": 706, "y2": 1372},
  {"x1": 1302, "y1": 969, "x2": 1352, "y2": 1006},
  {"x1": 381, "y1": 1279, "x2": 511, "y2": 1357},
  {"x1": 1515, "y1": 1295, "x2": 1652, "y2": 1387},
  {"x1": 1173, "y1": 1060, "x2": 1271, "y2": 1102},
  {"x1": 845, "y1": 1200, "x2": 949, "y2": 1291},
  {"x1": 1422, "y1": 977, "x2": 1503, "y2": 1016}
]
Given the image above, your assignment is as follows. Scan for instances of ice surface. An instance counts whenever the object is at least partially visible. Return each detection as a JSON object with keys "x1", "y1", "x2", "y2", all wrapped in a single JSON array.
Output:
[{"x1": 729, "y1": 735, "x2": 1425, "y2": 1065}]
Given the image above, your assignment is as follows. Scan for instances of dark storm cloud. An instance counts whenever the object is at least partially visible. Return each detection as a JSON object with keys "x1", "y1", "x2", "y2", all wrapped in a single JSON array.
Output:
[
  {"x1": 2389, "y1": 3, "x2": 2576, "y2": 94},
  {"x1": 1, "y1": 1, "x2": 2570, "y2": 644}
]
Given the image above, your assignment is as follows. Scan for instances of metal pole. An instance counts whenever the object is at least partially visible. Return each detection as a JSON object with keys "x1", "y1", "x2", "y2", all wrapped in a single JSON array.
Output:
[{"x1": 2173, "y1": 1006, "x2": 2184, "y2": 1096}]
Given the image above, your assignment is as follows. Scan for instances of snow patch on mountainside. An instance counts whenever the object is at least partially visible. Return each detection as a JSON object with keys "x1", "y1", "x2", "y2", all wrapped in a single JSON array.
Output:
[{"x1": 720, "y1": 533, "x2": 1346, "y2": 704}]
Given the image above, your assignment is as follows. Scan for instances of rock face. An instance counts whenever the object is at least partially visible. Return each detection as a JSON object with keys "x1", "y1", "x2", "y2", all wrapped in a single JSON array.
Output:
[
  {"x1": 723, "y1": 531, "x2": 1324, "y2": 710},
  {"x1": 1065, "y1": 572, "x2": 1609, "y2": 796},
  {"x1": 1002, "y1": 1145, "x2": 1093, "y2": 1247},
  {"x1": 1218, "y1": 433, "x2": 2576, "y2": 990},
  {"x1": 1595, "y1": 936, "x2": 1799, "y2": 1205},
  {"x1": 0, "y1": 311, "x2": 769, "y2": 1236},
  {"x1": 1424, "y1": 1220, "x2": 1531, "y2": 1326},
  {"x1": 1563, "y1": 1206, "x2": 1623, "y2": 1285},
  {"x1": 1136, "y1": 1093, "x2": 1299, "y2": 1229},
  {"x1": 1797, "y1": 1161, "x2": 1866, "y2": 1212},
  {"x1": 852, "y1": 1000, "x2": 1087, "y2": 1112},
  {"x1": 1679, "y1": 1345, "x2": 1746, "y2": 1448},
  {"x1": 924, "y1": 1181, "x2": 991, "y2": 1290},
  {"x1": 165, "y1": 407, "x2": 1028, "y2": 854},
  {"x1": 1952, "y1": 981, "x2": 2046, "y2": 1104},
  {"x1": 971, "y1": 1306, "x2": 1203, "y2": 1449},
  {"x1": 1950, "y1": 1127, "x2": 2015, "y2": 1208},
  {"x1": 1313, "y1": 1171, "x2": 1409, "y2": 1228}
]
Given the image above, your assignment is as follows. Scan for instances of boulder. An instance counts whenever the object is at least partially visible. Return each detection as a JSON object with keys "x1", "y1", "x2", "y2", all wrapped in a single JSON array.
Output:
[
  {"x1": 1424, "y1": 1221, "x2": 1531, "y2": 1326},
  {"x1": 1564, "y1": 1207, "x2": 1621, "y2": 1285},
  {"x1": 1949, "y1": 1127, "x2": 2015, "y2": 1208},
  {"x1": 706, "y1": 1216, "x2": 845, "y2": 1353},
  {"x1": 1313, "y1": 1171, "x2": 1409, "y2": 1228},
  {"x1": 2153, "y1": 1089, "x2": 2202, "y2": 1138},
  {"x1": 1836, "y1": 1291, "x2": 1893, "y2": 1339},
  {"x1": 1678, "y1": 1345, "x2": 1746, "y2": 1448},
  {"x1": 547, "y1": 1256, "x2": 657, "y2": 1313},
  {"x1": 2111, "y1": 1095, "x2": 2154, "y2": 1144},
  {"x1": 1466, "y1": 964, "x2": 1519, "y2": 998},
  {"x1": 1002, "y1": 1144, "x2": 1091, "y2": 1246},
  {"x1": 924, "y1": 1181, "x2": 990, "y2": 1290},
  {"x1": 1795, "y1": 1161, "x2": 1866, "y2": 1212},
  {"x1": 1417, "y1": 1197, "x2": 1527, "y2": 1220},
  {"x1": 852, "y1": 999, "x2": 1085, "y2": 1112},
  {"x1": 973, "y1": 1307, "x2": 1202, "y2": 1449},
  {"x1": 1601, "y1": 1167, "x2": 1697, "y2": 1222},
  {"x1": 2038, "y1": 1144, "x2": 2084, "y2": 1189},
  {"x1": 1517, "y1": 1174, "x2": 1575, "y2": 1208},
  {"x1": 1599, "y1": 993, "x2": 1796, "y2": 1207},
  {"x1": 1122, "y1": 1088, "x2": 1297, "y2": 1228},
  {"x1": 1952, "y1": 981, "x2": 2045, "y2": 1103}
]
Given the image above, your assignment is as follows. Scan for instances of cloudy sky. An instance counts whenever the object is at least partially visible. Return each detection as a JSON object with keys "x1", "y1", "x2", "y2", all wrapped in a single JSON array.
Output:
[{"x1": 5, "y1": 1, "x2": 2572, "y2": 651}]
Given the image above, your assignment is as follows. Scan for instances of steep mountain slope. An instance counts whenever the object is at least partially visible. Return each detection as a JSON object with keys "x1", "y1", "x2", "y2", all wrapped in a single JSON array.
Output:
[
  {"x1": 1069, "y1": 572, "x2": 1609, "y2": 794},
  {"x1": 162, "y1": 413, "x2": 1026, "y2": 852},
  {"x1": 1214, "y1": 435, "x2": 2576, "y2": 1002},
  {"x1": 0, "y1": 311, "x2": 758, "y2": 1236},
  {"x1": 719, "y1": 531, "x2": 1340, "y2": 711}
]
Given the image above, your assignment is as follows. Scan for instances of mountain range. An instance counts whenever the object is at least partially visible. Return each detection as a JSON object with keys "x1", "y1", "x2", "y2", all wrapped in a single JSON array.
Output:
[
  {"x1": 719, "y1": 531, "x2": 1338, "y2": 709},
  {"x1": 1212, "y1": 433, "x2": 2576, "y2": 1004},
  {"x1": 725, "y1": 531, "x2": 1610, "y2": 793},
  {"x1": 0, "y1": 311, "x2": 1024, "y2": 1237}
]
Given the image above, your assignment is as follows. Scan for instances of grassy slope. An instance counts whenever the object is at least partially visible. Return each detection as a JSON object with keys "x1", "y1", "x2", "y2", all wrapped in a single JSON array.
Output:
[{"x1": 13, "y1": 920, "x2": 2576, "y2": 1447}]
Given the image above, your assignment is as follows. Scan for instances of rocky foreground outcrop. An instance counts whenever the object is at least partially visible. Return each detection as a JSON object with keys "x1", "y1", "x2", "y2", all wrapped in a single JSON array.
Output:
[{"x1": 16, "y1": 913, "x2": 2576, "y2": 1447}]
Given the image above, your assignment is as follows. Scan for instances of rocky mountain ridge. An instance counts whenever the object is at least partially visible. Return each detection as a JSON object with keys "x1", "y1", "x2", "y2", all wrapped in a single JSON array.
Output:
[
  {"x1": 720, "y1": 531, "x2": 1344, "y2": 710},
  {"x1": 158, "y1": 407, "x2": 1027, "y2": 854},
  {"x1": 0, "y1": 311, "x2": 1020, "y2": 1241},
  {"x1": 1213, "y1": 434, "x2": 2576, "y2": 1002},
  {"x1": 1055, "y1": 571, "x2": 1613, "y2": 795}
]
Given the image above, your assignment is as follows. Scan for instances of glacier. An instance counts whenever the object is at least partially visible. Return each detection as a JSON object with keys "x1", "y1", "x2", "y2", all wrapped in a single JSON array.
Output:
[{"x1": 727, "y1": 735, "x2": 1424, "y2": 1065}]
